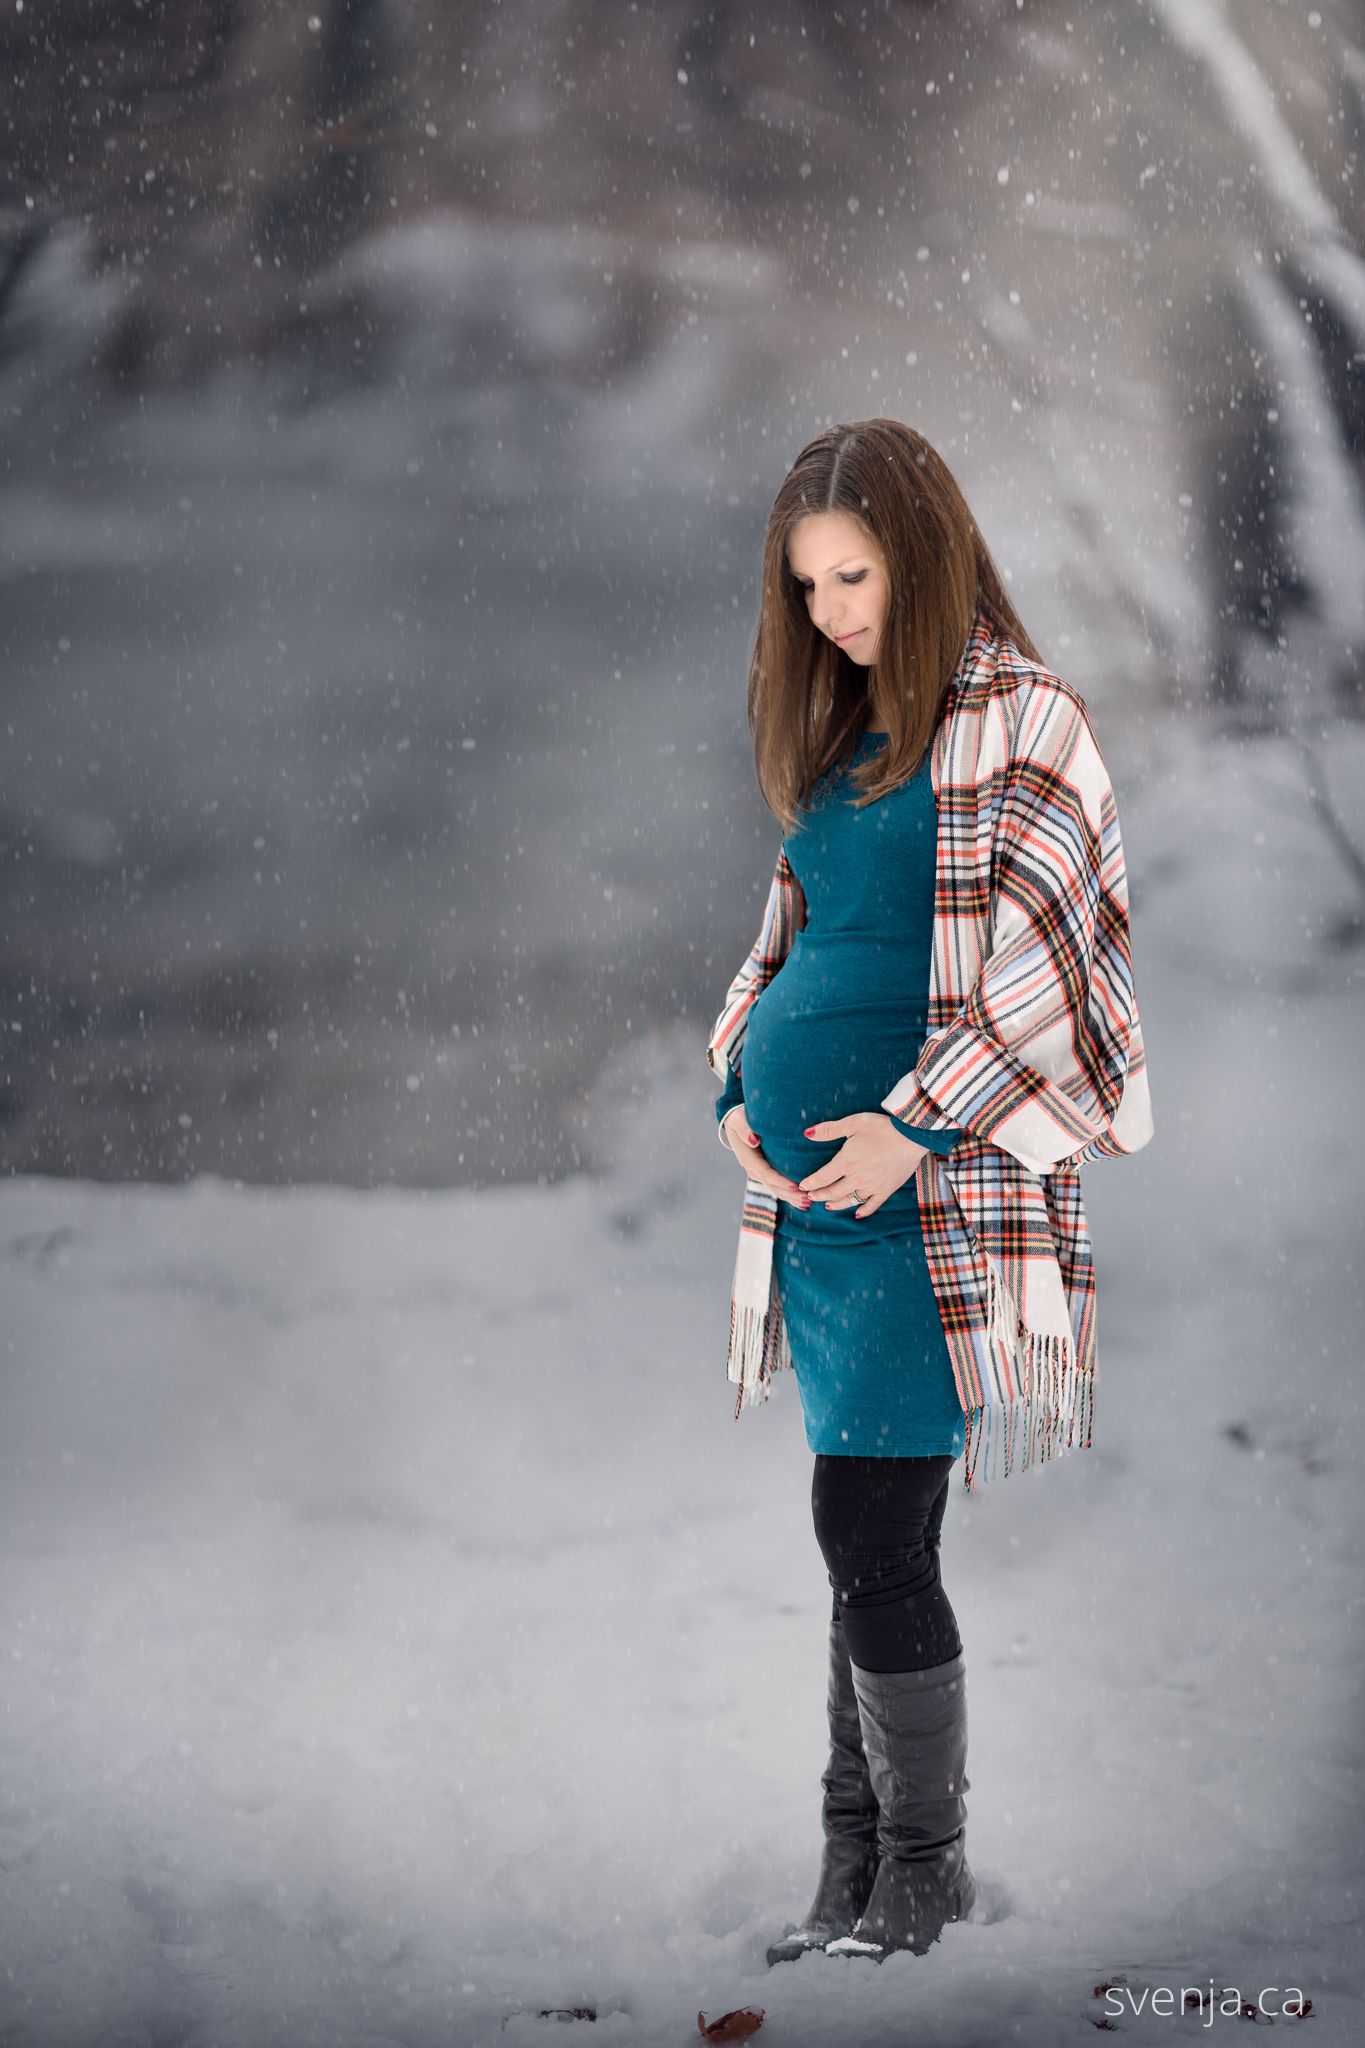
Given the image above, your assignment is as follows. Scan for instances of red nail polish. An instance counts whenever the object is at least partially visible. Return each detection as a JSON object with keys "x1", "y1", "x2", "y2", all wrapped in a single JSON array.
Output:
[{"x1": 803, "y1": 1126, "x2": 816, "y2": 1136}]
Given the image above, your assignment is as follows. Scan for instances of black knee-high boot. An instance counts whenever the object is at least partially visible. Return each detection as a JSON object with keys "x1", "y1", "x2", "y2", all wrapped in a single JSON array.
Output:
[
  {"x1": 825, "y1": 1647, "x2": 975, "y2": 1961},
  {"x1": 765, "y1": 1612, "x2": 881, "y2": 1965}
]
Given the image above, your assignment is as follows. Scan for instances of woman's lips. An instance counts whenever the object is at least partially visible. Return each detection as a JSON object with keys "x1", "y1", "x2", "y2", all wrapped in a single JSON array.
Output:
[{"x1": 834, "y1": 628, "x2": 864, "y2": 643}]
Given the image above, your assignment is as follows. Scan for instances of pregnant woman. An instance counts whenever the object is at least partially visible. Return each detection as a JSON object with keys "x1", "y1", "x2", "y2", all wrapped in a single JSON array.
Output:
[{"x1": 706, "y1": 419, "x2": 1154, "y2": 1967}]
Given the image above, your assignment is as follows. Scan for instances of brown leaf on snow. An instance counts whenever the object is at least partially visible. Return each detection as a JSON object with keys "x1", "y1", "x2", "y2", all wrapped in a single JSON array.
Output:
[{"x1": 696, "y1": 2007, "x2": 765, "y2": 2041}]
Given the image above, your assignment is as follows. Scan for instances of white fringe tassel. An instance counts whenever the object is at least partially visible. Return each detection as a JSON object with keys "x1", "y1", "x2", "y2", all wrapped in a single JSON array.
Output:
[{"x1": 963, "y1": 1255, "x2": 1092, "y2": 1489}]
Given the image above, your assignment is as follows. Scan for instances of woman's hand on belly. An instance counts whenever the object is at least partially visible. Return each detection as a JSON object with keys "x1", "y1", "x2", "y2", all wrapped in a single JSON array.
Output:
[
  {"x1": 795, "y1": 1112, "x2": 928, "y2": 1220},
  {"x1": 720, "y1": 1104, "x2": 814, "y2": 1210}
]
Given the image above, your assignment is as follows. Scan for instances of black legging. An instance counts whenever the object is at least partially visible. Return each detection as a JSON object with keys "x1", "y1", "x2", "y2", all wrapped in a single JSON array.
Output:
[{"x1": 810, "y1": 1452, "x2": 962, "y2": 1674}]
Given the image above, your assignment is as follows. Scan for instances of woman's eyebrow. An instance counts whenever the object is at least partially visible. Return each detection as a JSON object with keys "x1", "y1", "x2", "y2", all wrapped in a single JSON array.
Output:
[{"x1": 790, "y1": 556, "x2": 865, "y2": 575}]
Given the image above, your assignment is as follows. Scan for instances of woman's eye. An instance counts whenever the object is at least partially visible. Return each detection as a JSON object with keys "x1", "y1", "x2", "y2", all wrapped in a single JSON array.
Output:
[
  {"x1": 793, "y1": 571, "x2": 866, "y2": 591},
  {"x1": 841, "y1": 570, "x2": 867, "y2": 586}
]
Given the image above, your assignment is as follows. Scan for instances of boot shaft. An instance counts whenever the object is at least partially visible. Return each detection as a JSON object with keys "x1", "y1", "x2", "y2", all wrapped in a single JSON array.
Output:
[
  {"x1": 822, "y1": 1611, "x2": 881, "y2": 1839},
  {"x1": 849, "y1": 1648, "x2": 970, "y2": 1852}
]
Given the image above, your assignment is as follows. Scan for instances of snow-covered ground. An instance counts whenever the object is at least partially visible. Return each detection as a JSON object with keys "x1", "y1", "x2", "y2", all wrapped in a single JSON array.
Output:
[{"x1": 3, "y1": 716, "x2": 1363, "y2": 2046}]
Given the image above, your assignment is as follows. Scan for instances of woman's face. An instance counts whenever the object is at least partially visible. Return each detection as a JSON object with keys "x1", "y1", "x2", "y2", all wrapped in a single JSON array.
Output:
[{"x1": 786, "y1": 509, "x2": 890, "y2": 668}]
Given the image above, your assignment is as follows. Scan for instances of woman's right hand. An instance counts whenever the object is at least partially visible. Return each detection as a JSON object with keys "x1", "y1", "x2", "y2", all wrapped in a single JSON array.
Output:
[{"x1": 720, "y1": 1105, "x2": 812, "y2": 1208}]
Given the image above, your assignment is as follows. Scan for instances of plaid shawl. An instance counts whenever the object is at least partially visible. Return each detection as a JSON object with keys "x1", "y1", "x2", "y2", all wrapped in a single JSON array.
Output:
[{"x1": 705, "y1": 609, "x2": 1155, "y2": 1489}]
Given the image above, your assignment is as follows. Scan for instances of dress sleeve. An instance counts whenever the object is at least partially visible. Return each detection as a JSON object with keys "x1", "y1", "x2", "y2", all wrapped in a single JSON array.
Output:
[
  {"x1": 714, "y1": 1063, "x2": 746, "y2": 1147},
  {"x1": 887, "y1": 1114, "x2": 963, "y2": 1155},
  {"x1": 878, "y1": 681, "x2": 1154, "y2": 1175}
]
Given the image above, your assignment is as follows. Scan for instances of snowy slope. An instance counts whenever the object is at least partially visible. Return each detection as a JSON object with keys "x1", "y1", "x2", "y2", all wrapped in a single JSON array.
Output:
[{"x1": 3, "y1": 716, "x2": 1363, "y2": 2046}]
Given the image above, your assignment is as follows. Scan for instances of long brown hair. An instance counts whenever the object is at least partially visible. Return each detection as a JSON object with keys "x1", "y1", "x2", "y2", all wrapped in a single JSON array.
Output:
[{"x1": 747, "y1": 418, "x2": 1043, "y2": 831}]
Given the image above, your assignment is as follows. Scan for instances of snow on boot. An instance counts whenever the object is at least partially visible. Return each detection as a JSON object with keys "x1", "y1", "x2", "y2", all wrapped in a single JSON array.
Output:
[
  {"x1": 766, "y1": 1611, "x2": 881, "y2": 1965},
  {"x1": 825, "y1": 1648, "x2": 974, "y2": 1963}
]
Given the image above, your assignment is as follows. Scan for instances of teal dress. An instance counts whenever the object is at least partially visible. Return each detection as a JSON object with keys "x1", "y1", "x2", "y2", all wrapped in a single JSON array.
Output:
[{"x1": 714, "y1": 729, "x2": 966, "y2": 1458}]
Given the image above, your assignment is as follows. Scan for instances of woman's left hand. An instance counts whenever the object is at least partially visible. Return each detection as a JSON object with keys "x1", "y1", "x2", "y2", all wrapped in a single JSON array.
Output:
[{"x1": 797, "y1": 1113, "x2": 928, "y2": 1219}]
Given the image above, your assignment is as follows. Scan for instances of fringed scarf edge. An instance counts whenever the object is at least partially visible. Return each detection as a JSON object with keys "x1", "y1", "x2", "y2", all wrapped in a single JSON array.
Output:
[{"x1": 959, "y1": 1254, "x2": 1094, "y2": 1489}]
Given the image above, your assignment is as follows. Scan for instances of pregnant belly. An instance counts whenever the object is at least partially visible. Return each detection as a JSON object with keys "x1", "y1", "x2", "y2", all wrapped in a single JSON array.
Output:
[{"x1": 742, "y1": 974, "x2": 932, "y2": 1193}]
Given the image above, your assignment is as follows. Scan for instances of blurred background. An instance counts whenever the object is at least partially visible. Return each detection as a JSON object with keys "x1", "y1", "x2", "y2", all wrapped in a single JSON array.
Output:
[
  {"x1": 5, "y1": 7, "x2": 1365, "y2": 2046},
  {"x1": 4, "y1": 0, "x2": 1363, "y2": 1187}
]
